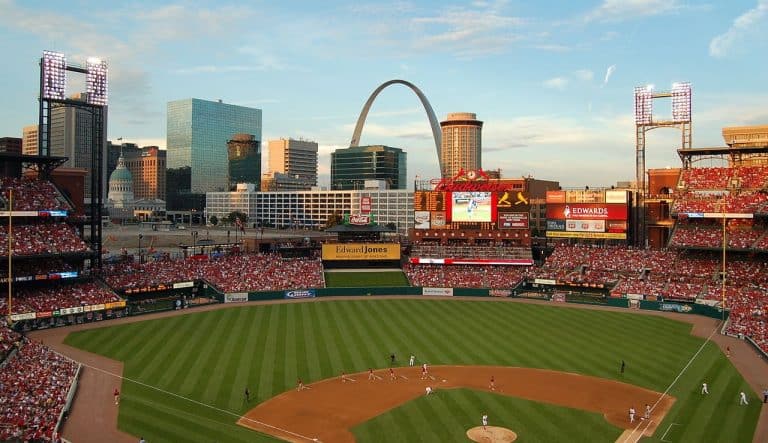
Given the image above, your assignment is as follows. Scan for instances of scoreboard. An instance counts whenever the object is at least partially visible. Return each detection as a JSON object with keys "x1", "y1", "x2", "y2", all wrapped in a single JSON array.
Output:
[{"x1": 414, "y1": 191, "x2": 446, "y2": 212}]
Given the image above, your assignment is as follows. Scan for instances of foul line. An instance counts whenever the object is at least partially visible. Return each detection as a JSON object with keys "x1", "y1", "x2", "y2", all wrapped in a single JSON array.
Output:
[
  {"x1": 620, "y1": 322, "x2": 721, "y2": 443},
  {"x1": 399, "y1": 375, "x2": 409, "y2": 380},
  {"x1": 81, "y1": 363, "x2": 320, "y2": 442}
]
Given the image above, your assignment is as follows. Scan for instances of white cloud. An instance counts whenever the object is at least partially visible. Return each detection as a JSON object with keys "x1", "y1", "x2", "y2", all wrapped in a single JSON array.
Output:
[
  {"x1": 574, "y1": 69, "x2": 594, "y2": 81},
  {"x1": 709, "y1": 0, "x2": 768, "y2": 57},
  {"x1": 603, "y1": 65, "x2": 616, "y2": 85},
  {"x1": 583, "y1": 0, "x2": 683, "y2": 23},
  {"x1": 543, "y1": 77, "x2": 569, "y2": 90}
]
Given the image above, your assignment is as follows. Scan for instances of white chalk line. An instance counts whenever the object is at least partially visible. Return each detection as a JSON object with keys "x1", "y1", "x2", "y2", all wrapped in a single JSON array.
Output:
[
  {"x1": 81, "y1": 363, "x2": 320, "y2": 442},
  {"x1": 660, "y1": 423, "x2": 681, "y2": 442},
  {"x1": 620, "y1": 322, "x2": 721, "y2": 443}
]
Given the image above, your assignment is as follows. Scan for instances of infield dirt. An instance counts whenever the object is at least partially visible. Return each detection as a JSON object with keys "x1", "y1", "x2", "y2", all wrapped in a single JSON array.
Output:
[{"x1": 238, "y1": 365, "x2": 675, "y2": 443}]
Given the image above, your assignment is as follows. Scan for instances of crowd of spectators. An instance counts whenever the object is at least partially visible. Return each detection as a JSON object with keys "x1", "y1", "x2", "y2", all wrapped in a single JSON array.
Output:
[
  {"x1": 0, "y1": 318, "x2": 21, "y2": 363},
  {"x1": 403, "y1": 263, "x2": 527, "y2": 289},
  {"x1": 0, "y1": 177, "x2": 70, "y2": 212},
  {"x1": 679, "y1": 167, "x2": 730, "y2": 190},
  {"x1": 733, "y1": 165, "x2": 768, "y2": 189},
  {"x1": 0, "y1": 282, "x2": 121, "y2": 315},
  {"x1": 0, "y1": 259, "x2": 76, "y2": 280},
  {"x1": 101, "y1": 253, "x2": 325, "y2": 293},
  {"x1": 0, "y1": 223, "x2": 90, "y2": 256},
  {"x1": 0, "y1": 337, "x2": 78, "y2": 442},
  {"x1": 670, "y1": 221, "x2": 723, "y2": 248}
]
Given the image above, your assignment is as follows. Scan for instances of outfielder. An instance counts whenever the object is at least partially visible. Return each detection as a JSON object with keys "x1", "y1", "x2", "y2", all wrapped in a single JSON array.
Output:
[
  {"x1": 482, "y1": 414, "x2": 488, "y2": 430},
  {"x1": 701, "y1": 382, "x2": 709, "y2": 394},
  {"x1": 739, "y1": 391, "x2": 749, "y2": 405}
]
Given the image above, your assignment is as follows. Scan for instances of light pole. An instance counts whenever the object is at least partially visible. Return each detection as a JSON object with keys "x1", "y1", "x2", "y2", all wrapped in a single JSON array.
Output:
[
  {"x1": 192, "y1": 231, "x2": 198, "y2": 255},
  {"x1": 138, "y1": 233, "x2": 143, "y2": 264}
]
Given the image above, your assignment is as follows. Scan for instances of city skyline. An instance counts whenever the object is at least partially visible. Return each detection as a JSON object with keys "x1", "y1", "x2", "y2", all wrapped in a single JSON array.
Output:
[{"x1": 1, "y1": 0, "x2": 767, "y2": 188}]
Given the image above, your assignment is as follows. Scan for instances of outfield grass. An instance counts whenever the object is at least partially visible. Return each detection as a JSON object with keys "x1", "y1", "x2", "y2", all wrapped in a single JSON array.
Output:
[
  {"x1": 64, "y1": 299, "x2": 761, "y2": 442},
  {"x1": 324, "y1": 271, "x2": 410, "y2": 287}
]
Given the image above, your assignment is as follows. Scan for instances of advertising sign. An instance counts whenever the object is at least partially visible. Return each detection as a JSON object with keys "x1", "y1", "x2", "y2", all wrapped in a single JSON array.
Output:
[
  {"x1": 322, "y1": 243, "x2": 400, "y2": 261},
  {"x1": 360, "y1": 196, "x2": 372, "y2": 214},
  {"x1": 498, "y1": 213, "x2": 529, "y2": 229},
  {"x1": 284, "y1": 289, "x2": 316, "y2": 299},
  {"x1": 173, "y1": 281, "x2": 194, "y2": 289},
  {"x1": 489, "y1": 289, "x2": 512, "y2": 297},
  {"x1": 546, "y1": 220, "x2": 566, "y2": 231},
  {"x1": 431, "y1": 212, "x2": 447, "y2": 228},
  {"x1": 546, "y1": 203, "x2": 628, "y2": 220},
  {"x1": 545, "y1": 231, "x2": 627, "y2": 239},
  {"x1": 566, "y1": 219, "x2": 606, "y2": 232},
  {"x1": 414, "y1": 211, "x2": 431, "y2": 229},
  {"x1": 605, "y1": 190, "x2": 628, "y2": 204},
  {"x1": 546, "y1": 190, "x2": 566, "y2": 203},
  {"x1": 225, "y1": 292, "x2": 248, "y2": 303},
  {"x1": 423, "y1": 287, "x2": 454, "y2": 296},
  {"x1": 10, "y1": 312, "x2": 36, "y2": 321}
]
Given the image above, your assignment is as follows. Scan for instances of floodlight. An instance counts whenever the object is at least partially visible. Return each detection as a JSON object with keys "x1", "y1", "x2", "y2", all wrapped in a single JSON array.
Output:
[
  {"x1": 634, "y1": 86, "x2": 653, "y2": 125},
  {"x1": 671, "y1": 82, "x2": 691, "y2": 122},
  {"x1": 42, "y1": 51, "x2": 66, "y2": 100},
  {"x1": 86, "y1": 57, "x2": 108, "y2": 106}
]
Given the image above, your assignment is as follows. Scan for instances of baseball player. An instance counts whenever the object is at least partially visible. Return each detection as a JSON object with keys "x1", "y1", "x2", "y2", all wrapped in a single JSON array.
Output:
[
  {"x1": 739, "y1": 391, "x2": 749, "y2": 405},
  {"x1": 701, "y1": 382, "x2": 709, "y2": 394},
  {"x1": 341, "y1": 371, "x2": 347, "y2": 383},
  {"x1": 482, "y1": 414, "x2": 488, "y2": 430},
  {"x1": 390, "y1": 368, "x2": 396, "y2": 381},
  {"x1": 421, "y1": 363, "x2": 429, "y2": 379},
  {"x1": 114, "y1": 388, "x2": 120, "y2": 405},
  {"x1": 425, "y1": 386, "x2": 433, "y2": 395},
  {"x1": 629, "y1": 407, "x2": 636, "y2": 423},
  {"x1": 644, "y1": 404, "x2": 651, "y2": 420},
  {"x1": 489, "y1": 375, "x2": 496, "y2": 391},
  {"x1": 409, "y1": 355, "x2": 415, "y2": 366},
  {"x1": 368, "y1": 368, "x2": 375, "y2": 381},
  {"x1": 297, "y1": 378, "x2": 304, "y2": 391}
]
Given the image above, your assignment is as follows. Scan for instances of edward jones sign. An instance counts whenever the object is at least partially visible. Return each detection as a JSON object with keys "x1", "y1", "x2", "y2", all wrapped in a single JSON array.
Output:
[
  {"x1": 546, "y1": 203, "x2": 628, "y2": 220},
  {"x1": 322, "y1": 243, "x2": 401, "y2": 260}
]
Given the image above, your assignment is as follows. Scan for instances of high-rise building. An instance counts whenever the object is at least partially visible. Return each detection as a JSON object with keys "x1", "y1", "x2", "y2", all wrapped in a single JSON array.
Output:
[
  {"x1": 267, "y1": 138, "x2": 318, "y2": 188},
  {"x1": 106, "y1": 151, "x2": 134, "y2": 220},
  {"x1": 440, "y1": 112, "x2": 483, "y2": 178},
  {"x1": 22, "y1": 125, "x2": 38, "y2": 155},
  {"x1": 106, "y1": 141, "x2": 140, "y2": 180},
  {"x1": 227, "y1": 133, "x2": 261, "y2": 190},
  {"x1": 0, "y1": 137, "x2": 22, "y2": 154},
  {"x1": 49, "y1": 93, "x2": 108, "y2": 202},
  {"x1": 166, "y1": 98, "x2": 262, "y2": 200},
  {"x1": 330, "y1": 145, "x2": 406, "y2": 190},
  {"x1": 124, "y1": 146, "x2": 167, "y2": 201}
]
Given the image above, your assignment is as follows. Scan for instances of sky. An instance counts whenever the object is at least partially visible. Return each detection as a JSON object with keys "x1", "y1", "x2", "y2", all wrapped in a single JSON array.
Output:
[{"x1": 1, "y1": 0, "x2": 767, "y2": 189}]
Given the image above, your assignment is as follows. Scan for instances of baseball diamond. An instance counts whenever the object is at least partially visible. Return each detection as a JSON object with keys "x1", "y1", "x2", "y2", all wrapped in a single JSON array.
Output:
[{"x1": 37, "y1": 297, "x2": 764, "y2": 443}]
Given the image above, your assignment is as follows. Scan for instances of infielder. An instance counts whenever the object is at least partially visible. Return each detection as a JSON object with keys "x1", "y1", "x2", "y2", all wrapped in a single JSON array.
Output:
[
  {"x1": 421, "y1": 363, "x2": 429, "y2": 379},
  {"x1": 409, "y1": 355, "x2": 415, "y2": 366},
  {"x1": 629, "y1": 407, "x2": 636, "y2": 423},
  {"x1": 368, "y1": 368, "x2": 375, "y2": 381},
  {"x1": 701, "y1": 382, "x2": 709, "y2": 394},
  {"x1": 739, "y1": 391, "x2": 749, "y2": 405},
  {"x1": 644, "y1": 404, "x2": 651, "y2": 420},
  {"x1": 425, "y1": 386, "x2": 433, "y2": 395},
  {"x1": 489, "y1": 375, "x2": 496, "y2": 391},
  {"x1": 389, "y1": 368, "x2": 396, "y2": 381},
  {"x1": 482, "y1": 414, "x2": 488, "y2": 430}
]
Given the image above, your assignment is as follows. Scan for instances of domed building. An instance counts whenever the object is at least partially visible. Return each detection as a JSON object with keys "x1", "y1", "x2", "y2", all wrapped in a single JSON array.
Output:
[{"x1": 107, "y1": 151, "x2": 135, "y2": 220}]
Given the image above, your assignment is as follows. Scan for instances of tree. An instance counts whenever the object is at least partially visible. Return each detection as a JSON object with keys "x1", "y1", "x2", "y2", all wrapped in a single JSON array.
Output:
[
  {"x1": 226, "y1": 211, "x2": 248, "y2": 225},
  {"x1": 209, "y1": 215, "x2": 219, "y2": 226},
  {"x1": 325, "y1": 211, "x2": 343, "y2": 229}
]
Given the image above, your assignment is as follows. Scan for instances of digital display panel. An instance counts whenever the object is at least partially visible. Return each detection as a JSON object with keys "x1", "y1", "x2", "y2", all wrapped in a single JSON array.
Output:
[{"x1": 450, "y1": 192, "x2": 493, "y2": 222}]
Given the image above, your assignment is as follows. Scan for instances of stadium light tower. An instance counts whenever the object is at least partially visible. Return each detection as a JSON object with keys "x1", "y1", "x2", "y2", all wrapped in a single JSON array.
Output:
[
  {"x1": 633, "y1": 81, "x2": 692, "y2": 246},
  {"x1": 39, "y1": 50, "x2": 109, "y2": 269}
]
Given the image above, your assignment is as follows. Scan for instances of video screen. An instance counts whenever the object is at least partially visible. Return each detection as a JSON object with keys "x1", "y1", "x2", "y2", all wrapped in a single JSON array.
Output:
[{"x1": 451, "y1": 192, "x2": 493, "y2": 222}]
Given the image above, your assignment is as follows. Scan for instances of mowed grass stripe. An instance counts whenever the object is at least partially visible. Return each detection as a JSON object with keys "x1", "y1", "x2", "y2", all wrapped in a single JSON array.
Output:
[{"x1": 65, "y1": 298, "x2": 760, "y2": 442}]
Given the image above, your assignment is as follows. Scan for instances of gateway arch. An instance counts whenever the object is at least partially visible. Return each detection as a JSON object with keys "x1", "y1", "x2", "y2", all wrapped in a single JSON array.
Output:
[{"x1": 350, "y1": 79, "x2": 443, "y2": 174}]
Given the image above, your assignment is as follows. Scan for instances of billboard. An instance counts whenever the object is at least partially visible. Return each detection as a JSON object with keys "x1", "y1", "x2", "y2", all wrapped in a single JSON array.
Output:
[
  {"x1": 546, "y1": 231, "x2": 627, "y2": 239},
  {"x1": 414, "y1": 211, "x2": 430, "y2": 229},
  {"x1": 449, "y1": 192, "x2": 494, "y2": 222},
  {"x1": 546, "y1": 204, "x2": 628, "y2": 220},
  {"x1": 498, "y1": 213, "x2": 529, "y2": 229},
  {"x1": 360, "y1": 196, "x2": 372, "y2": 214},
  {"x1": 566, "y1": 219, "x2": 605, "y2": 232},
  {"x1": 322, "y1": 243, "x2": 400, "y2": 261}
]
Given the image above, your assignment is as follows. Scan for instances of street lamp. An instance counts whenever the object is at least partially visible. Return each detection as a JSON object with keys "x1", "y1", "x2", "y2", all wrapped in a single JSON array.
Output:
[{"x1": 138, "y1": 233, "x2": 143, "y2": 264}]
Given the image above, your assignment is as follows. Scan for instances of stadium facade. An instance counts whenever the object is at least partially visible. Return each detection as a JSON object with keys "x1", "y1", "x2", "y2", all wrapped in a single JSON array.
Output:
[{"x1": 206, "y1": 188, "x2": 413, "y2": 235}]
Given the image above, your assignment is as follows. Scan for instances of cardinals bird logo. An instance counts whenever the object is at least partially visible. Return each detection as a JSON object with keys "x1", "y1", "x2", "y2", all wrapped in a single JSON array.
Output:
[{"x1": 514, "y1": 192, "x2": 529, "y2": 205}]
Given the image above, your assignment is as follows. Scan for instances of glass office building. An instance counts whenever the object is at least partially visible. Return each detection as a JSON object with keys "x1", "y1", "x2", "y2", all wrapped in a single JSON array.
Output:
[
  {"x1": 227, "y1": 133, "x2": 261, "y2": 190},
  {"x1": 330, "y1": 145, "x2": 406, "y2": 190},
  {"x1": 167, "y1": 99, "x2": 262, "y2": 194}
]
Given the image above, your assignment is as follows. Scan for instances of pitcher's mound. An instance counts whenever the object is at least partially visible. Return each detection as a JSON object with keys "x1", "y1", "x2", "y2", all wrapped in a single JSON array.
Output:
[{"x1": 466, "y1": 426, "x2": 518, "y2": 442}]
